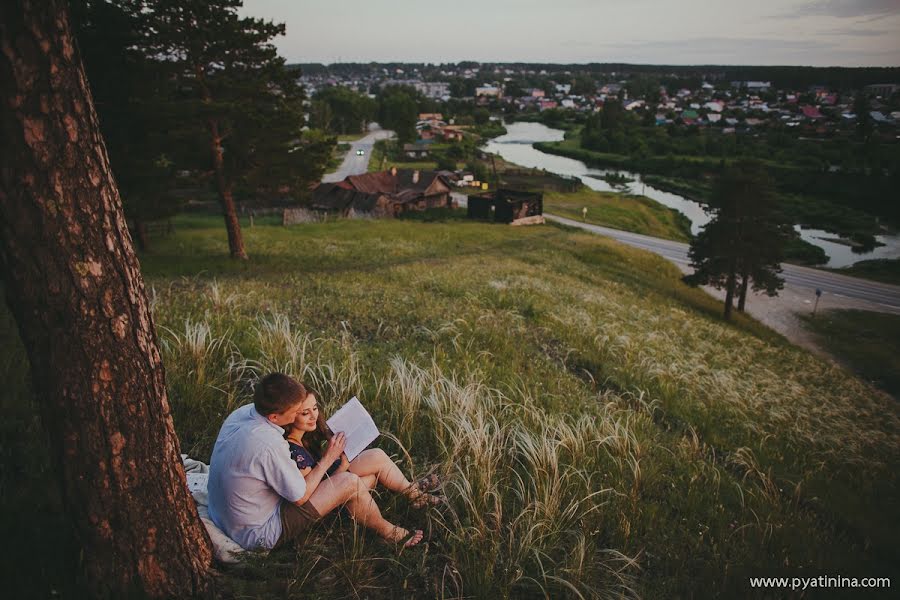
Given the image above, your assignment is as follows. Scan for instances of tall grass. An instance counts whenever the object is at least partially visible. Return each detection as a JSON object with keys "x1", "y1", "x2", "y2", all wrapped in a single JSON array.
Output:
[{"x1": 4, "y1": 215, "x2": 898, "y2": 598}]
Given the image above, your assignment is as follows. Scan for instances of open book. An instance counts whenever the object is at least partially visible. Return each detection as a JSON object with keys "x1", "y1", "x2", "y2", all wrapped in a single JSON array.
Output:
[{"x1": 326, "y1": 397, "x2": 379, "y2": 461}]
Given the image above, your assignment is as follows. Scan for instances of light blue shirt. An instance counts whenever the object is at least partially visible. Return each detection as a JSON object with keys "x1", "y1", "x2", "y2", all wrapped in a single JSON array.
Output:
[{"x1": 207, "y1": 404, "x2": 307, "y2": 550}]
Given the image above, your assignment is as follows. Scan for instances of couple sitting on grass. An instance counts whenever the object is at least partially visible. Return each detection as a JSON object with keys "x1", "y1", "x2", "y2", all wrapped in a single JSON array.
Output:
[{"x1": 207, "y1": 373, "x2": 442, "y2": 551}]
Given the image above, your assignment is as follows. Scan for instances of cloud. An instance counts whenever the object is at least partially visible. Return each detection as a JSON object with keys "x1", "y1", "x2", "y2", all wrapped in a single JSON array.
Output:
[
  {"x1": 820, "y1": 26, "x2": 894, "y2": 36},
  {"x1": 613, "y1": 37, "x2": 828, "y2": 54},
  {"x1": 782, "y1": 0, "x2": 900, "y2": 19}
]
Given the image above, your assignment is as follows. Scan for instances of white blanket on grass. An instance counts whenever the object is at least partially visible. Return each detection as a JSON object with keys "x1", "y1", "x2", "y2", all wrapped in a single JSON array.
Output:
[{"x1": 181, "y1": 455, "x2": 245, "y2": 564}]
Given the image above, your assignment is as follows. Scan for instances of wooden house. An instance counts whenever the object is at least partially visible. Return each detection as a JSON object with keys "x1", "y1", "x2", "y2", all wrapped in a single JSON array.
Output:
[{"x1": 311, "y1": 168, "x2": 453, "y2": 218}]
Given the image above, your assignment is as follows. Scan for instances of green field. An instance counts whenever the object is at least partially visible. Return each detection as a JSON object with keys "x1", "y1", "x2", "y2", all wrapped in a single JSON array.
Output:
[
  {"x1": 2, "y1": 214, "x2": 898, "y2": 598},
  {"x1": 543, "y1": 187, "x2": 693, "y2": 242},
  {"x1": 802, "y1": 309, "x2": 900, "y2": 398},
  {"x1": 830, "y1": 258, "x2": 900, "y2": 286}
]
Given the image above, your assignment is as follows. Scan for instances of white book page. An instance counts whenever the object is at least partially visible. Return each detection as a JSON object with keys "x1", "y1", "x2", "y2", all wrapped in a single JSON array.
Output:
[{"x1": 326, "y1": 396, "x2": 379, "y2": 461}]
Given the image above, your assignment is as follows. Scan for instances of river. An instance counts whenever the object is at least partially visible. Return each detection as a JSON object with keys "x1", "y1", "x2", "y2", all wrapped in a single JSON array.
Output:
[{"x1": 485, "y1": 121, "x2": 900, "y2": 268}]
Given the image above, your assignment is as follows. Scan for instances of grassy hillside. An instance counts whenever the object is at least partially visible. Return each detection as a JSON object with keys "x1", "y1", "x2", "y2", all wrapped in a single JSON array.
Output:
[
  {"x1": 543, "y1": 188, "x2": 693, "y2": 242},
  {"x1": 2, "y1": 214, "x2": 898, "y2": 598},
  {"x1": 802, "y1": 309, "x2": 900, "y2": 398}
]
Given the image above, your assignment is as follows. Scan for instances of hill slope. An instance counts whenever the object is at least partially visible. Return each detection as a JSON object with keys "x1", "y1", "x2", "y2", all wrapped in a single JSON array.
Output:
[{"x1": 3, "y1": 214, "x2": 898, "y2": 598}]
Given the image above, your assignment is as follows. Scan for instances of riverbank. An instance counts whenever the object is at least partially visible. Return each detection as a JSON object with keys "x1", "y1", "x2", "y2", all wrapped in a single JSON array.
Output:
[
  {"x1": 531, "y1": 137, "x2": 900, "y2": 270},
  {"x1": 828, "y1": 258, "x2": 900, "y2": 286},
  {"x1": 534, "y1": 135, "x2": 892, "y2": 247}
]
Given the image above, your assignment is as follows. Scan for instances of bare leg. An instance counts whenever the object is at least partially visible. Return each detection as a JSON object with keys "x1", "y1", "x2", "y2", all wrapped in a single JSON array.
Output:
[
  {"x1": 306, "y1": 472, "x2": 423, "y2": 546},
  {"x1": 348, "y1": 448, "x2": 414, "y2": 495},
  {"x1": 348, "y1": 449, "x2": 442, "y2": 507}
]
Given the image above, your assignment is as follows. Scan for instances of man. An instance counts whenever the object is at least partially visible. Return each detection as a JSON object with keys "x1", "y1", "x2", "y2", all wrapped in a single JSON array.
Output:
[
  {"x1": 207, "y1": 373, "x2": 320, "y2": 550},
  {"x1": 208, "y1": 372, "x2": 423, "y2": 551}
]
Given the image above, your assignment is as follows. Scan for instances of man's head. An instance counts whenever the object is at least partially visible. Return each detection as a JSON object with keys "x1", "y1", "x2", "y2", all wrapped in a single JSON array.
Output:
[{"x1": 254, "y1": 373, "x2": 309, "y2": 427}]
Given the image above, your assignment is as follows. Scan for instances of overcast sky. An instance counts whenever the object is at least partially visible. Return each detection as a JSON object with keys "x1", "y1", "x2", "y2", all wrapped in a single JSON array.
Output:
[{"x1": 239, "y1": 0, "x2": 900, "y2": 67}]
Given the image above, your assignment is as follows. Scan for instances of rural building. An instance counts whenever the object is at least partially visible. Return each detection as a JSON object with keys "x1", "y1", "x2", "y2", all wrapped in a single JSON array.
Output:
[
  {"x1": 403, "y1": 143, "x2": 431, "y2": 158},
  {"x1": 467, "y1": 188, "x2": 544, "y2": 225},
  {"x1": 311, "y1": 168, "x2": 453, "y2": 218}
]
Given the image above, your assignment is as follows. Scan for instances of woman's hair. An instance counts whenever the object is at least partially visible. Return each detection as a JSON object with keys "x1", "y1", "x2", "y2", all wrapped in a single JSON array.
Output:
[
  {"x1": 253, "y1": 373, "x2": 307, "y2": 416},
  {"x1": 284, "y1": 383, "x2": 332, "y2": 461}
]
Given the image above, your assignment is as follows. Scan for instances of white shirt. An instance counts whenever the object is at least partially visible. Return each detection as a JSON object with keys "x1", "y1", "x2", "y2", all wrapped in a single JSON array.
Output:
[{"x1": 207, "y1": 404, "x2": 307, "y2": 550}]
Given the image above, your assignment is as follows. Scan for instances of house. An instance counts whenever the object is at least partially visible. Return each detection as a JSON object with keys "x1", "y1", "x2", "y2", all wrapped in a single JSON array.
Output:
[
  {"x1": 476, "y1": 84, "x2": 503, "y2": 98},
  {"x1": 403, "y1": 143, "x2": 431, "y2": 158},
  {"x1": 801, "y1": 105, "x2": 823, "y2": 119},
  {"x1": 600, "y1": 83, "x2": 623, "y2": 95},
  {"x1": 704, "y1": 101, "x2": 724, "y2": 113},
  {"x1": 467, "y1": 188, "x2": 543, "y2": 224},
  {"x1": 413, "y1": 82, "x2": 450, "y2": 99},
  {"x1": 311, "y1": 168, "x2": 453, "y2": 218},
  {"x1": 539, "y1": 99, "x2": 558, "y2": 111},
  {"x1": 864, "y1": 83, "x2": 900, "y2": 98},
  {"x1": 438, "y1": 127, "x2": 464, "y2": 142}
]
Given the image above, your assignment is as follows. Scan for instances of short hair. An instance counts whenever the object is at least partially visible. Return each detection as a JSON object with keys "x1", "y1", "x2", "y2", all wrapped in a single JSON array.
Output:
[{"x1": 253, "y1": 373, "x2": 307, "y2": 416}]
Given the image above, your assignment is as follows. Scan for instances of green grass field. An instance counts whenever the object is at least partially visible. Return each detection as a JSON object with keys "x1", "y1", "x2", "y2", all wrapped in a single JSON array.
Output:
[
  {"x1": 543, "y1": 187, "x2": 693, "y2": 242},
  {"x1": 830, "y1": 258, "x2": 900, "y2": 286},
  {"x1": 801, "y1": 309, "x2": 900, "y2": 398},
  {"x1": 2, "y1": 214, "x2": 898, "y2": 598}
]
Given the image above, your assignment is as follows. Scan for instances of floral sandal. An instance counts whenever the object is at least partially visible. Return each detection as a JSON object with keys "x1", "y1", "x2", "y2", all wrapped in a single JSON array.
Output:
[{"x1": 416, "y1": 473, "x2": 442, "y2": 493}]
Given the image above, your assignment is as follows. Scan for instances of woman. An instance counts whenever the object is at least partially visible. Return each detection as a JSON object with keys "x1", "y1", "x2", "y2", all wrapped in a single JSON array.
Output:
[{"x1": 284, "y1": 386, "x2": 443, "y2": 548}]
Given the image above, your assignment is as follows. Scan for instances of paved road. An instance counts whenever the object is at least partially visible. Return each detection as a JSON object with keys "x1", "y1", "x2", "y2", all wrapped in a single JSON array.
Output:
[
  {"x1": 322, "y1": 126, "x2": 394, "y2": 183},
  {"x1": 546, "y1": 213, "x2": 900, "y2": 313}
]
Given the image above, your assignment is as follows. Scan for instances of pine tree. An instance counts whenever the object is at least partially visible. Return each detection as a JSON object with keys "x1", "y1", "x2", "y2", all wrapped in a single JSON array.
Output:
[
  {"x1": 683, "y1": 160, "x2": 790, "y2": 320},
  {"x1": 0, "y1": 1, "x2": 213, "y2": 596},
  {"x1": 140, "y1": 0, "x2": 318, "y2": 258},
  {"x1": 71, "y1": 0, "x2": 182, "y2": 250}
]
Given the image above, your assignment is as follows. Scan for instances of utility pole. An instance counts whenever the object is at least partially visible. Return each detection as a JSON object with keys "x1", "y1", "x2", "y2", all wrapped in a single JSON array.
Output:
[{"x1": 812, "y1": 288, "x2": 822, "y2": 317}]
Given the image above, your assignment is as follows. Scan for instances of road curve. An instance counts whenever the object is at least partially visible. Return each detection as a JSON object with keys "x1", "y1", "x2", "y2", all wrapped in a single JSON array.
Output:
[
  {"x1": 322, "y1": 126, "x2": 394, "y2": 183},
  {"x1": 546, "y1": 213, "x2": 900, "y2": 313}
]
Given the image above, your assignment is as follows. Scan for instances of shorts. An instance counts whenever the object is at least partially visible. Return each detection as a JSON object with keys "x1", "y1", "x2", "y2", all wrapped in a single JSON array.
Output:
[{"x1": 273, "y1": 500, "x2": 322, "y2": 548}]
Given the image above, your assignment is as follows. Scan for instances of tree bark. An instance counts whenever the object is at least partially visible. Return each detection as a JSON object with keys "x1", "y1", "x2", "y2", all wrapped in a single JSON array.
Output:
[
  {"x1": 134, "y1": 219, "x2": 149, "y2": 252},
  {"x1": 737, "y1": 268, "x2": 749, "y2": 312},
  {"x1": 723, "y1": 259, "x2": 737, "y2": 321},
  {"x1": 0, "y1": 2, "x2": 213, "y2": 598},
  {"x1": 208, "y1": 117, "x2": 248, "y2": 259}
]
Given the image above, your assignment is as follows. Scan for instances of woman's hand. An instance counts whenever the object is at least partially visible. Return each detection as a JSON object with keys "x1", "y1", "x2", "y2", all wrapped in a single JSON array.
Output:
[{"x1": 323, "y1": 432, "x2": 346, "y2": 464}]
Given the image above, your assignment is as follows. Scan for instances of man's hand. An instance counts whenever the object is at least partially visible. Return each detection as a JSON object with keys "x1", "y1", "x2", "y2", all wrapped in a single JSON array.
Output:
[{"x1": 324, "y1": 432, "x2": 346, "y2": 463}]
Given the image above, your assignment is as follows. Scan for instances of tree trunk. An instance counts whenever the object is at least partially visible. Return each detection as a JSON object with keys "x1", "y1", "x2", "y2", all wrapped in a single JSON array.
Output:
[
  {"x1": 723, "y1": 260, "x2": 737, "y2": 321},
  {"x1": 0, "y1": 2, "x2": 213, "y2": 598},
  {"x1": 208, "y1": 118, "x2": 248, "y2": 259},
  {"x1": 134, "y1": 219, "x2": 149, "y2": 252},
  {"x1": 737, "y1": 268, "x2": 749, "y2": 312}
]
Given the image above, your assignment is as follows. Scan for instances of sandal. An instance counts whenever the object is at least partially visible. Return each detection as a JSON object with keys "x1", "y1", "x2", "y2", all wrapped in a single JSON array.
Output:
[
  {"x1": 411, "y1": 492, "x2": 446, "y2": 510},
  {"x1": 415, "y1": 473, "x2": 442, "y2": 493}
]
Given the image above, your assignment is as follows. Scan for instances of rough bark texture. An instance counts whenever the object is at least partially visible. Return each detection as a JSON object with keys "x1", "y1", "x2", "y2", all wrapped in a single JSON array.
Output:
[
  {"x1": 737, "y1": 270, "x2": 749, "y2": 312},
  {"x1": 0, "y1": 2, "x2": 213, "y2": 597},
  {"x1": 207, "y1": 117, "x2": 247, "y2": 259},
  {"x1": 723, "y1": 260, "x2": 736, "y2": 321}
]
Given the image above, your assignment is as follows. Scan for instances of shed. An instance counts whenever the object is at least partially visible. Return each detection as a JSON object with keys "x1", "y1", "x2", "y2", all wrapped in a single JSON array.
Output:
[{"x1": 467, "y1": 188, "x2": 543, "y2": 224}]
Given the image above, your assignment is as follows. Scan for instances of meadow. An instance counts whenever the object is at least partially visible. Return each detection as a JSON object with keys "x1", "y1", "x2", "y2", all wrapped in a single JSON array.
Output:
[
  {"x1": 541, "y1": 188, "x2": 693, "y2": 242},
  {"x1": 2, "y1": 213, "x2": 898, "y2": 599}
]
